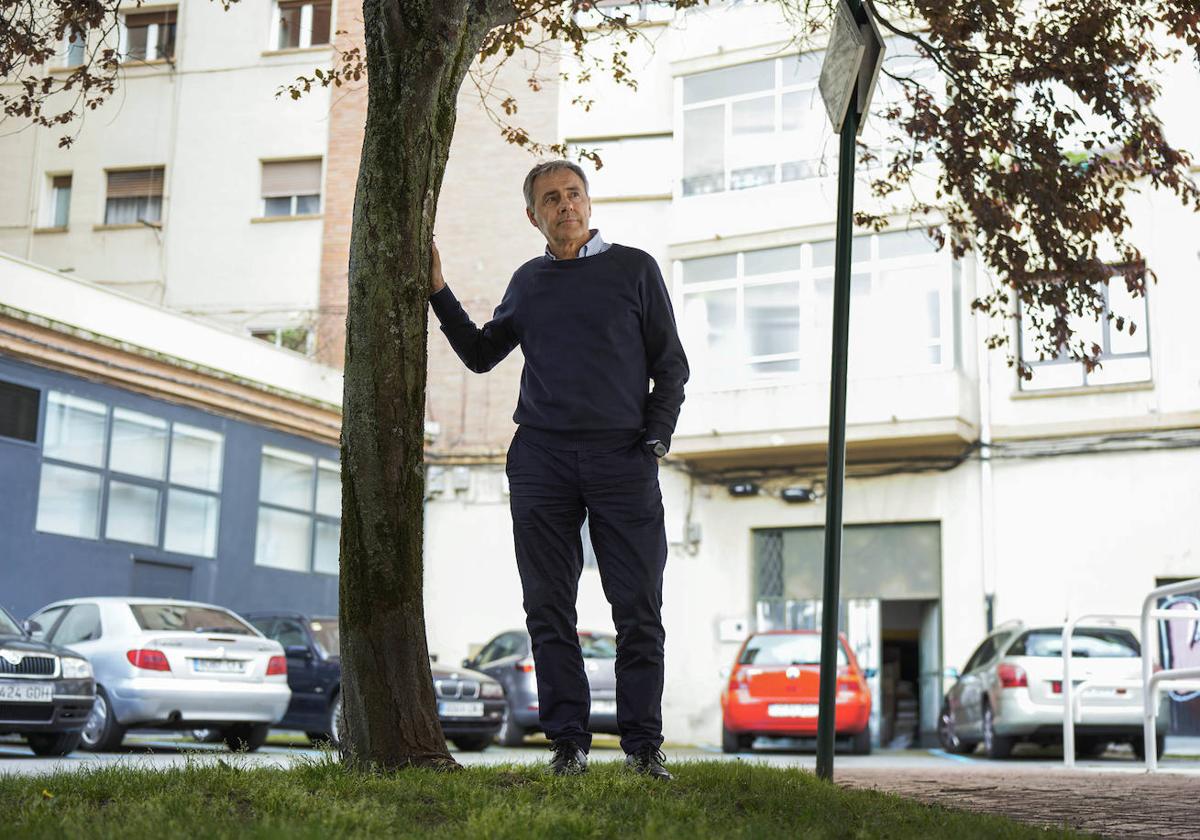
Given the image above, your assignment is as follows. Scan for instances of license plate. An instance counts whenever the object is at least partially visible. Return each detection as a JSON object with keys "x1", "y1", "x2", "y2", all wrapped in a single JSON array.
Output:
[
  {"x1": 591, "y1": 700, "x2": 616, "y2": 715},
  {"x1": 439, "y1": 701, "x2": 484, "y2": 718},
  {"x1": 0, "y1": 682, "x2": 54, "y2": 703},
  {"x1": 768, "y1": 703, "x2": 818, "y2": 718},
  {"x1": 192, "y1": 659, "x2": 245, "y2": 674}
]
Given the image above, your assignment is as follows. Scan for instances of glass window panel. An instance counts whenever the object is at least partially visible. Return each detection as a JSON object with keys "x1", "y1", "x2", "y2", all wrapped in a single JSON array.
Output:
[
  {"x1": 36, "y1": 464, "x2": 101, "y2": 538},
  {"x1": 255, "y1": 506, "x2": 312, "y2": 571},
  {"x1": 106, "y1": 480, "x2": 160, "y2": 546},
  {"x1": 125, "y1": 24, "x2": 149, "y2": 60},
  {"x1": 295, "y1": 194, "x2": 321, "y2": 214},
  {"x1": 278, "y1": 4, "x2": 302, "y2": 48},
  {"x1": 314, "y1": 520, "x2": 340, "y2": 574},
  {"x1": 109, "y1": 408, "x2": 167, "y2": 480},
  {"x1": 781, "y1": 91, "x2": 807, "y2": 132},
  {"x1": 164, "y1": 489, "x2": 219, "y2": 558},
  {"x1": 316, "y1": 459, "x2": 340, "y2": 518},
  {"x1": 732, "y1": 96, "x2": 775, "y2": 135},
  {"x1": 156, "y1": 22, "x2": 176, "y2": 59},
  {"x1": 781, "y1": 160, "x2": 820, "y2": 182},
  {"x1": 681, "y1": 254, "x2": 736, "y2": 285},
  {"x1": 781, "y1": 51, "x2": 824, "y2": 87},
  {"x1": 53, "y1": 184, "x2": 72, "y2": 227},
  {"x1": 682, "y1": 106, "x2": 725, "y2": 196},
  {"x1": 0, "y1": 379, "x2": 40, "y2": 443},
  {"x1": 811, "y1": 236, "x2": 870, "y2": 267},
  {"x1": 170, "y1": 424, "x2": 224, "y2": 491},
  {"x1": 928, "y1": 345, "x2": 942, "y2": 365},
  {"x1": 682, "y1": 59, "x2": 774, "y2": 105},
  {"x1": 264, "y1": 196, "x2": 293, "y2": 217},
  {"x1": 1106, "y1": 280, "x2": 1149, "y2": 355},
  {"x1": 750, "y1": 359, "x2": 800, "y2": 375},
  {"x1": 44, "y1": 392, "x2": 107, "y2": 467},
  {"x1": 682, "y1": 289, "x2": 740, "y2": 386},
  {"x1": 730, "y1": 165, "x2": 775, "y2": 190},
  {"x1": 926, "y1": 289, "x2": 942, "y2": 341},
  {"x1": 260, "y1": 446, "x2": 315, "y2": 510},
  {"x1": 745, "y1": 282, "x2": 801, "y2": 357},
  {"x1": 65, "y1": 30, "x2": 86, "y2": 67},
  {"x1": 745, "y1": 245, "x2": 802, "y2": 276},
  {"x1": 878, "y1": 229, "x2": 937, "y2": 259}
]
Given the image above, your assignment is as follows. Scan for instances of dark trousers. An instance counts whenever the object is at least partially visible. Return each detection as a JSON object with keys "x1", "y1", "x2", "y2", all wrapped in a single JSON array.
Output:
[{"x1": 505, "y1": 427, "x2": 668, "y2": 754}]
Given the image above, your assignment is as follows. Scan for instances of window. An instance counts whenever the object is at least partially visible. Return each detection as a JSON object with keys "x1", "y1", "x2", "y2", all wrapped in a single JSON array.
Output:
[
  {"x1": 309, "y1": 618, "x2": 338, "y2": 657},
  {"x1": 50, "y1": 604, "x2": 102, "y2": 645},
  {"x1": 738, "y1": 633, "x2": 848, "y2": 666},
  {"x1": 0, "y1": 379, "x2": 39, "y2": 443},
  {"x1": 678, "y1": 229, "x2": 951, "y2": 388},
  {"x1": 261, "y1": 159, "x2": 322, "y2": 217},
  {"x1": 1018, "y1": 267, "x2": 1151, "y2": 391},
  {"x1": 28, "y1": 605, "x2": 68, "y2": 642},
  {"x1": 130, "y1": 603, "x2": 255, "y2": 635},
  {"x1": 47, "y1": 174, "x2": 72, "y2": 228},
  {"x1": 276, "y1": 1, "x2": 331, "y2": 50},
  {"x1": 105, "y1": 168, "x2": 164, "y2": 225},
  {"x1": 963, "y1": 637, "x2": 997, "y2": 674},
  {"x1": 250, "y1": 326, "x2": 313, "y2": 354},
  {"x1": 1008, "y1": 628, "x2": 1140, "y2": 658},
  {"x1": 272, "y1": 619, "x2": 309, "y2": 648},
  {"x1": 680, "y1": 51, "x2": 826, "y2": 197},
  {"x1": 123, "y1": 9, "x2": 177, "y2": 62},
  {"x1": 34, "y1": 390, "x2": 224, "y2": 557},
  {"x1": 63, "y1": 27, "x2": 86, "y2": 67},
  {"x1": 254, "y1": 445, "x2": 341, "y2": 574}
]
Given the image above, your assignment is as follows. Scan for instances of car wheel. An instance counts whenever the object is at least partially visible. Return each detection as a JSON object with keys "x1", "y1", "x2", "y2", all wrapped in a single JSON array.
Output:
[
  {"x1": 851, "y1": 727, "x2": 872, "y2": 756},
  {"x1": 496, "y1": 704, "x2": 526, "y2": 747},
  {"x1": 721, "y1": 724, "x2": 751, "y2": 754},
  {"x1": 938, "y1": 702, "x2": 976, "y2": 754},
  {"x1": 451, "y1": 734, "x2": 493, "y2": 752},
  {"x1": 307, "y1": 691, "x2": 344, "y2": 747},
  {"x1": 222, "y1": 723, "x2": 270, "y2": 752},
  {"x1": 1132, "y1": 734, "x2": 1166, "y2": 761},
  {"x1": 982, "y1": 703, "x2": 1014, "y2": 759},
  {"x1": 26, "y1": 731, "x2": 83, "y2": 757},
  {"x1": 79, "y1": 687, "x2": 126, "y2": 752}
]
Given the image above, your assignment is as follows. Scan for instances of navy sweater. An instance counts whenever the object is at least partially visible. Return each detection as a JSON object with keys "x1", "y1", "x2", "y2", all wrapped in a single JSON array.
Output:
[{"x1": 429, "y1": 244, "x2": 690, "y2": 450}]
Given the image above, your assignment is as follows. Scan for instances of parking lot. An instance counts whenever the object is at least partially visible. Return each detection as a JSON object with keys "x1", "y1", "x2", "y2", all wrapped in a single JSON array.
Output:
[{"x1": 3, "y1": 731, "x2": 1198, "y2": 777}]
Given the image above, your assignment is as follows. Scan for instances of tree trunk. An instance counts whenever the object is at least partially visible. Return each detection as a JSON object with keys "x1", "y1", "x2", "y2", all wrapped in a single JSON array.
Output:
[{"x1": 338, "y1": 0, "x2": 509, "y2": 771}]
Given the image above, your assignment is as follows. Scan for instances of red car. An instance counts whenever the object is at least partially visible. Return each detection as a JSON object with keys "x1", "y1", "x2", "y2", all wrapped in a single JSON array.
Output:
[{"x1": 721, "y1": 630, "x2": 871, "y2": 754}]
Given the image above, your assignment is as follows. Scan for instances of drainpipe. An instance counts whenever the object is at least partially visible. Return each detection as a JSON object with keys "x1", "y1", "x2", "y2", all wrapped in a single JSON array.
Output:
[{"x1": 971, "y1": 251, "x2": 998, "y2": 632}]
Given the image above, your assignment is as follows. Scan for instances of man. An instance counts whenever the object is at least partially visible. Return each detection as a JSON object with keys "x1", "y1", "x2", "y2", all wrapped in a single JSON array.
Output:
[{"x1": 427, "y1": 160, "x2": 689, "y2": 779}]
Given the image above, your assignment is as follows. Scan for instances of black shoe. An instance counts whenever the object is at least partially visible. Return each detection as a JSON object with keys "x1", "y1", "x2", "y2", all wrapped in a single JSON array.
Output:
[
  {"x1": 547, "y1": 738, "x2": 588, "y2": 776},
  {"x1": 625, "y1": 745, "x2": 673, "y2": 780}
]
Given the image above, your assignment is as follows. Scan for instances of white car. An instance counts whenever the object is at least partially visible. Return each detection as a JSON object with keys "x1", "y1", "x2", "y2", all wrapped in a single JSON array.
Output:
[
  {"x1": 27, "y1": 597, "x2": 291, "y2": 752},
  {"x1": 939, "y1": 623, "x2": 1168, "y2": 759}
]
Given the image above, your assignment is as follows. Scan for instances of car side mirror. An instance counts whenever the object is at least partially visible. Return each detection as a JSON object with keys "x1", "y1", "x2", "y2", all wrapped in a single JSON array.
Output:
[
  {"x1": 285, "y1": 644, "x2": 313, "y2": 659},
  {"x1": 22, "y1": 619, "x2": 42, "y2": 638},
  {"x1": 461, "y1": 658, "x2": 474, "y2": 669}
]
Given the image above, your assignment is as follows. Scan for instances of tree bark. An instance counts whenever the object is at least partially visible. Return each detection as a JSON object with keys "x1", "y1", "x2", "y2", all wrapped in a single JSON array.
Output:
[{"x1": 338, "y1": 0, "x2": 511, "y2": 771}]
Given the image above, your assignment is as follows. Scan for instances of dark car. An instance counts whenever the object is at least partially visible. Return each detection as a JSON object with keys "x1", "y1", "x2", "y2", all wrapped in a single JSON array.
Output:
[
  {"x1": 244, "y1": 612, "x2": 506, "y2": 751},
  {"x1": 466, "y1": 629, "x2": 617, "y2": 746},
  {"x1": 0, "y1": 604, "x2": 96, "y2": 756}
]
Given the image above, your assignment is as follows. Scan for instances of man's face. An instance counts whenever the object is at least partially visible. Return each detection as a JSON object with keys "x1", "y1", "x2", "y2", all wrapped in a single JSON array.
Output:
[{"x1": 526, "y1": 168, "x2": 592, "y2": 246}]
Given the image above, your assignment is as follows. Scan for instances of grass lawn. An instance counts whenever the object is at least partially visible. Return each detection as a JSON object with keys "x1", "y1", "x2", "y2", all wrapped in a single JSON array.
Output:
[{"x1": 0, "y1": 757, "x2": 1090, "y2": 839}]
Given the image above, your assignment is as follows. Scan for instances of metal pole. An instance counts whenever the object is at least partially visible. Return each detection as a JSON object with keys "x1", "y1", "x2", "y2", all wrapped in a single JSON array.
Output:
[{"x1": 815, "y1": 100, "x2": 860, "y2": 783}]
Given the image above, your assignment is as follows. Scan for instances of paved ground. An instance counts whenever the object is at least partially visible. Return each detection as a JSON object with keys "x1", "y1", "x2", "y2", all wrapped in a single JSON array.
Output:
[{"x1": 2, "y1": 734, "x2": 1198, "y2": 837}]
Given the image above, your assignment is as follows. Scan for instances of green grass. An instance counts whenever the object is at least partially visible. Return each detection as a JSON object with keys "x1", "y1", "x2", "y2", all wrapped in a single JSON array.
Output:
[{"x1": 0, "y1": 757, "x2": 1091, "y2": 839}]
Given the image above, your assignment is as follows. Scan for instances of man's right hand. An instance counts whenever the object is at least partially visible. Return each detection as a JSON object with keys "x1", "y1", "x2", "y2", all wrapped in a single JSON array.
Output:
[{"x1": 430, "y1": 241, "x2": 446, "y2": 296}]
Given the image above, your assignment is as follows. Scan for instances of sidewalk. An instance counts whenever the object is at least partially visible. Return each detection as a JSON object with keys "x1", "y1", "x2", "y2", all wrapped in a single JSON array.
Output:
[{"x1": 839, "y1": 767, "x2": 1200, "y2": 839}]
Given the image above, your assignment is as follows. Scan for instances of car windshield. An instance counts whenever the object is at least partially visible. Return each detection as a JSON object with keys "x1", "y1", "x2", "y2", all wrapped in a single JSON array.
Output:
[
  {"x1": 1008, "y1": 628, "x2": 1141, "y2": 658},
  {"x1": 310, "y1": 618, "x2": 339, "y2": 657},
  {"x1": 739, "y1": 634, "x2": 848, "y2": 666},
  {"x1": 579, "y1": 632, "x2": 616, "y2": 659},
  {"x1": 0, "y1": 607, "x2": 22, "y2": 637},
  {"x1": 130, "y1": 603, "x2": 255, "y2": 635}
]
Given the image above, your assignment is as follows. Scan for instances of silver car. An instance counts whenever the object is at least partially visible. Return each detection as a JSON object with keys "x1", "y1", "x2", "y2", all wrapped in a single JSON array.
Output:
[
  {"x1": 465, "y1": 629, "x2": 617, "y2": 746},
  {"x1": 939, "y1": 622, "x2": 1168, "y2": 760},
  {"x1": 28, "y1": 597, "x2": 291, "y2": 752}
]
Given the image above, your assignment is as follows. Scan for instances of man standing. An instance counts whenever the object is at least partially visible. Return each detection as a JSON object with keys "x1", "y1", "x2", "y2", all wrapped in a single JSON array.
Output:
[{"x1": 428, "y1": 160, "x2": 688, "y2": 779}]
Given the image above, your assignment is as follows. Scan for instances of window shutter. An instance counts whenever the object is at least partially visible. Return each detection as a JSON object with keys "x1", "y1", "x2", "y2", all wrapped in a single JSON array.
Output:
[
  {"x1": 125, "y1": 9, "x2": 178, "y2": 27},
  {"x1": 261, "y1": 159, "x2": 322, "y2": 198},
  {"x1": 52, "y1": 175, "x2": 72, "y2": 190},
  {"x1": 277, "y1": 0, "x2": 308, "y2": 10},
  {"x1": 106, "y1": 168, "x2": 164, "y2": 198}
]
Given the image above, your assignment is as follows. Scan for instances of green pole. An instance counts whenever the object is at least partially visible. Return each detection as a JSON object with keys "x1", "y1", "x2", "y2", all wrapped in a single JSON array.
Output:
[{"x1": 815, "y1": 77, "x2": 861, "y2": 783}]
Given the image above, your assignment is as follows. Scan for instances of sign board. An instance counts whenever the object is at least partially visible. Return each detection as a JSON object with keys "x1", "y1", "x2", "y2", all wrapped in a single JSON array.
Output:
[{"x1": 818, "y1": 0, "x2": 887, "y2": 135}]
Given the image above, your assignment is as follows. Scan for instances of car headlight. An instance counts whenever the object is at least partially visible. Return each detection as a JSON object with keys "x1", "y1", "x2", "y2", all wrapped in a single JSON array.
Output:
[
  {"x1": 60, "y1": 657, "x2": 92, "y2": 679},
  {"x1": 481, "y1": 681, "x2": 504, "y2": 699}
]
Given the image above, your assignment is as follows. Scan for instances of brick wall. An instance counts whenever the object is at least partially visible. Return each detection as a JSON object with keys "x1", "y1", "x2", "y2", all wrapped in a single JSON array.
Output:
[{"x1": 317, "y1": 15, "x2": 559, "y2": 457}]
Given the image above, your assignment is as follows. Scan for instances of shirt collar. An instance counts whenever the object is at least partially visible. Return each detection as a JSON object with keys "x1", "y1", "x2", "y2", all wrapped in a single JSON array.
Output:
[{"x1": 545, "y1": 229, "x2": 605, "y2": 261}]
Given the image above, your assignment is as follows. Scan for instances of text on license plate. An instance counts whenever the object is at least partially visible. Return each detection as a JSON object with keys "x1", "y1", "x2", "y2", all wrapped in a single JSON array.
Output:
[
  {"x1": 0, "y1": 682, "x2": 54, "y2": 703},
  {"x1": 439, "y1": 701, "x2": 484, "y2": 718},
  {"x1": 768, "y1": 703, "x2": 818, "y2": 718},
  {"x1": 192, "y1": 659, "x2": 245, "y2": 674}
]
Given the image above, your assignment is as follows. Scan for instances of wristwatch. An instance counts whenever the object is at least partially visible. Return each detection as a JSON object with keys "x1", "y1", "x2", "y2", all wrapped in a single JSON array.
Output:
[{"x1": 646, "y1": 439, "x2": 668, "y2": 458}]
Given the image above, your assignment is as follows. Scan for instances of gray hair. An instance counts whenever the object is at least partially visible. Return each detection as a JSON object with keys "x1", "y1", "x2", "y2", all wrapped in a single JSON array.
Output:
[{"x1": 522, "y1": 160, "x2": 589, "y2": 212}]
